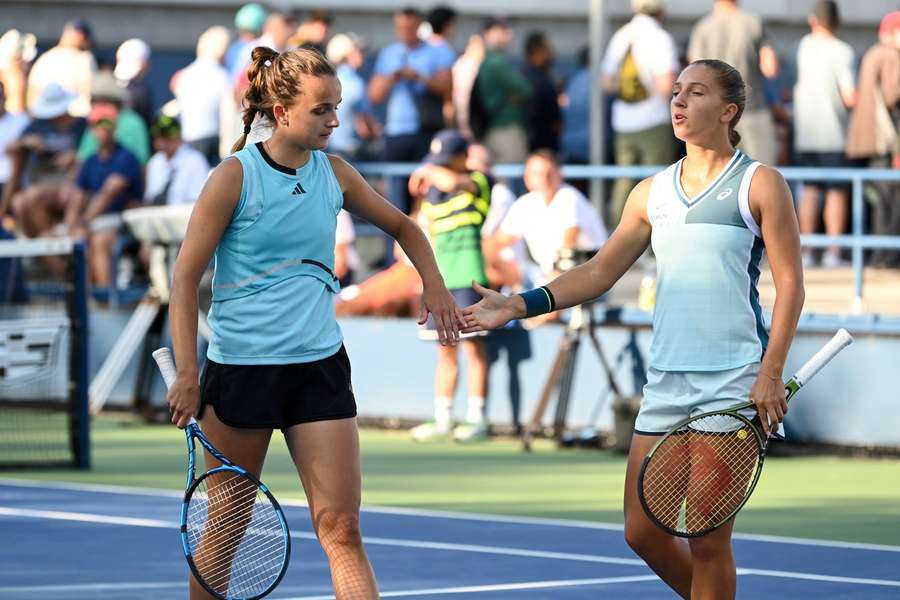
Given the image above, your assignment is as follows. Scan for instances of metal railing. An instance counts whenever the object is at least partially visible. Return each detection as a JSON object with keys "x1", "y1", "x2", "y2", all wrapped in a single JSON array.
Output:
[{"x1": 356, "y1": 162, "x2": 900, "y2": 309}]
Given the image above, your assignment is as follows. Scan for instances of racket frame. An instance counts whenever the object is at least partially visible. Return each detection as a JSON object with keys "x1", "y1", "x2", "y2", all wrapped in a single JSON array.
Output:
[
  {"x1": 153, "y1": 348, "x2": 291, "y2": 600},
  {"x1": 636, "y1": 329, "x2": 852, "y2": 538},
  {"x1": 181, "y1": 423, "x2": 291, "y2": 600}
]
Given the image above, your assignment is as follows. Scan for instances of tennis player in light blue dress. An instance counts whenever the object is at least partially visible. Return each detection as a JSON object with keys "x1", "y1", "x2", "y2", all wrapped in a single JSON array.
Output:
[
  {"x1": 462, "y1": 59, "x2": 804, "y2": 599},
  {"x1": 165, "y1": 46, "x2": 463, "y2": 599}
]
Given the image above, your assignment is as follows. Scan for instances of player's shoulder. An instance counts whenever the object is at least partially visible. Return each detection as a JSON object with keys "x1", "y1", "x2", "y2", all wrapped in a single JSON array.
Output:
[{"x1": 748, "y1": 163, "x2": 786, "y2": 189}]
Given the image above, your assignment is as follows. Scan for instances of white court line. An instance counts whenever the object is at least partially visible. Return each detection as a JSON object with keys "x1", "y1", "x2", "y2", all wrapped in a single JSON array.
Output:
[
  {"x1": 3, "y1": 478, "x2": 900, "y2": 554},
  {"x1": 280, "y1": 575, "x2": 662, "y2": 599},
  {"x1": 738, "y1": 568, "x2": 900, "y2": 588},
  {"x1": 3, "y1": 505, "x2": 900, "y2": 591},
  {"x1": 0, "y1": 506, "x2": 643, "y2": 567}
]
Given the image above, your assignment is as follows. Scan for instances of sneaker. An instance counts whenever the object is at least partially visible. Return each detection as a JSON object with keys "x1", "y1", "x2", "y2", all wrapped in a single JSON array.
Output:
[
  {"x1": 410, "y1": 420, "x2": 452, "y2": 442},
  {"x1": 821, "y1": 249, "x2": 849, "y2": 269},
  {"x1": 453, "y1": 420, "x2": 489, "y2": 443},
  {"x1": 801, "y1": 251, "x2": 817, "y2": 269}
]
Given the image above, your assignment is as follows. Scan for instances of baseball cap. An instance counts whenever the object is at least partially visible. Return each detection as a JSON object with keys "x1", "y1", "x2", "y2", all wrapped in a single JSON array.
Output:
[
  {"x1": 235, "y1": 3, "x2": 267, "y2": 34},
  {"x1": 31, "y1": 83, "x2": 77, "y2": 119},
  {"x1": 424, "y1": 129, "x2": 469, "y2": 166},
  {"x1": 114, "y1": 38, "x2": 151, "y2": 82},
  {"x1": 88, "y1": 102, "x2": 119, "y2": 126},
  {"x1": 880, "y1": 11, "x2": 900, "y2": 36},
  {"x1": 150, "y1": 114, "x2": 181, "y2": 138}
]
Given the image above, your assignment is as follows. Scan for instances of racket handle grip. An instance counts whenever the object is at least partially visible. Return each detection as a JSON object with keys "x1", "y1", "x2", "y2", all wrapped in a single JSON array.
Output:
[
  {"x1": 152, "y1": 348, "x2": 177, "y2": 388},
  {"x1": 152, "y1": 348, "x2": 199, "y2": 428},
  {"x1": 792, "y1": 328, "x2": 854, "y2": 387}
]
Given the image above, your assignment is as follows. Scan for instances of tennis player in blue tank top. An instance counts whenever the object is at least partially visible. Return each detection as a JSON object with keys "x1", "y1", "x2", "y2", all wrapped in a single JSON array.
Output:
[
  {"x1": 165, "y1": 47, "x2": 463, "y2": 599},
  {"x1": 462, "y1": 60, "x2": 805, "y2": 599}
]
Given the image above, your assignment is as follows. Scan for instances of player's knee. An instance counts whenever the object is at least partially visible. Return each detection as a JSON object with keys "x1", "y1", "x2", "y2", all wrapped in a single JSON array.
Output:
[
  {"x1": 688, "y1": 535, "x2": 728, "y2": 563},
  {"x1": 317, "y1": 510, "x2": 363, "y2": 552}
]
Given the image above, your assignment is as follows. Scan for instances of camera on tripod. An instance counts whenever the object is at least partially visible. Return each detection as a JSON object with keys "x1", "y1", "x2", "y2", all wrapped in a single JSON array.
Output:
[{"x1": 554, "y1": 247, "x2": 598, "y2": 273}]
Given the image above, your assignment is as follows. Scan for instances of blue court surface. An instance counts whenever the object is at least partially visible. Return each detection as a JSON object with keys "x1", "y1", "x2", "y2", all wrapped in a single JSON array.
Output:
[{"x1": 1, "y1": 479, "x2": 898, "y2": 599}]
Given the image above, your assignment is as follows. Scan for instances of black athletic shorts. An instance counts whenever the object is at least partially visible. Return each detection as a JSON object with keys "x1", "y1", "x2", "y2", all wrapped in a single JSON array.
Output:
[{"x1": 199, "y1": 344, "x2": 357, "y2": 429}]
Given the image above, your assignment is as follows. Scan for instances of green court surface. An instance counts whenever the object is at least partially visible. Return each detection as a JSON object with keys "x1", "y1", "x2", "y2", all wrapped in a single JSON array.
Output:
[{"x1": 4, "y1": 417, "x2": 899, "y2": 547}]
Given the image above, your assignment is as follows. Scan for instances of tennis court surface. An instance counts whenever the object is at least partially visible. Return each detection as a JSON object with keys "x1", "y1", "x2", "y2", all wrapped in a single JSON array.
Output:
[{"x1": 1, "y1": 479, "x2": 898, "y2": 599}]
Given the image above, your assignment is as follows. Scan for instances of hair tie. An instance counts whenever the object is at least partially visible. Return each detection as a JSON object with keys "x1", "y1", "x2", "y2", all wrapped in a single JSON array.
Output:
[
  {"x1": 243, "y1": 123, "x2": 252, "y2": 135},
  {"x1": 264, "y1": 59, "x2": 272, "y2": 67}
]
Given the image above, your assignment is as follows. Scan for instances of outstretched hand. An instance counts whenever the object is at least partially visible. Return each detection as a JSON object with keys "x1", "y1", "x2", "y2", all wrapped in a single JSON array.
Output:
[
  {"x1": 419, "y1": 283, "x2": 465, "y2": 345},
  {"x1": 461, "y1": 282, "x2": 521, "y2": 333}
]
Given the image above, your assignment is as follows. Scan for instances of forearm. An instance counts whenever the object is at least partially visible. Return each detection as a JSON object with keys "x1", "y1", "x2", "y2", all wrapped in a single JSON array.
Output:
[
  {"x1": 394, "y1": 217, "x2": 444, "y2": 289},
  {"x1": 168, "y1": 276, "x2": 201, "y2": 380},
  {"x1": 760, "y1": 276, "x2": 804, "y2": 379},
  {"x1": 82, "y1": 192, "x2": 117, "y2": 222}
]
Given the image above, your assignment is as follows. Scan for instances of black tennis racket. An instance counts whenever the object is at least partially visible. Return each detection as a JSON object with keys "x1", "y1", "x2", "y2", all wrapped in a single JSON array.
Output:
[
  {"x1": 153, "y1": 348, "x2": 291, "y2": 600},
  {"x1": 637, "y1": 329, "x2": 853, "y2": 538}
]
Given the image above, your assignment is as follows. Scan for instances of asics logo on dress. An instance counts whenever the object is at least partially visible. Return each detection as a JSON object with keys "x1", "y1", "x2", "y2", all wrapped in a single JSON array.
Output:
[
  {"x1": 716, "y1": 188, "x2": 734, "y2": 200},
  {"x1": 292, "y1": 182, "x2": 306, "y2": 195}
]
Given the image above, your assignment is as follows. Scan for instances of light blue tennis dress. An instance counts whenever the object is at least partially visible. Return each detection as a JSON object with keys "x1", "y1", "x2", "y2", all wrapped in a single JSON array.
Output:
[
  {"x1": 206, "y1": 143, "x2": 344, "y2": 365},
  {"x1": 634, "y1": 150, "x2": 767, "y2": 434}
]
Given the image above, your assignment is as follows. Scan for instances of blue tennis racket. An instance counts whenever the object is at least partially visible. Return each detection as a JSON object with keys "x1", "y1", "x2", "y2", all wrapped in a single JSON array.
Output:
[{"x1": 153, "y1": 348, "x2": 290, "y2": 600}]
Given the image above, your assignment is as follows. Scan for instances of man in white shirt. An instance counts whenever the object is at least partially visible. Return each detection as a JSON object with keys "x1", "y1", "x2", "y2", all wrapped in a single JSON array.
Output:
[
  {"x1": 144, "y1": 115, "x2": 209, "y2": 206},
  {"x1": 601, "y1": 0, "x2": 679, "y2": 226},
  {"x1": 495, "y1": 150, "x2": 607, "y2": 282}
]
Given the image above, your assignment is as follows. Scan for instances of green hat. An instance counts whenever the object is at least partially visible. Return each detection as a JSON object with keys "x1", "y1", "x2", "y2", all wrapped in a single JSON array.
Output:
[{"x1": 235, "y1": 3, "x2": 267, "y2": 34}]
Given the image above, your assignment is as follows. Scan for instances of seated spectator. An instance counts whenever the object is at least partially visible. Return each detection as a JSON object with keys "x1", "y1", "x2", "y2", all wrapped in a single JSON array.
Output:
[
  {"x1": 495, "y1": 150, "x2": 607, "y2": 284},
  {"x1": 65, "y1": 103, "x2": 143, "y2": 287},
  {"x1": 0, "y1": 81, "x2": 30, "y2": 219},
  {"x1": 78, "y1": 71, "x2": 151, "y2": 165},
  {"x1": 0, "y1": 28, "x2": 37, "y2": 115},
  {"x1": 7, "y1": 83, "x2": 85, "y2": 233},
  {"x1": 325, "y1": 33, "x2": 379, "y2": 161},
  {"x1": 145, "y1": 114, "x2": 210, "y2": 205},
  {"x1": 335, "y1": 240, "x2": 423, "y2": 318}
]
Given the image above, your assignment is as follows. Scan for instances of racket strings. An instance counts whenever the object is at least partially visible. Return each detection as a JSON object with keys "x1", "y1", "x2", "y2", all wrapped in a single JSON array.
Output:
[
  {"x1": 643, "y1": 414, "x2": 762, "y2": 534},
  {"x1": 187, "y1": 470, "x2": 287, "y2": 597}
]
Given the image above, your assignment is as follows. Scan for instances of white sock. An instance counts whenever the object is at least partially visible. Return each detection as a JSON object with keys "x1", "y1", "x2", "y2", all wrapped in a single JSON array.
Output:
[
  {"x1": 466, "y1": 396, "x2": 485, "y2": 423},
  {"x1": 434, "y1": 396, "x2": 453, "y2": 425}
]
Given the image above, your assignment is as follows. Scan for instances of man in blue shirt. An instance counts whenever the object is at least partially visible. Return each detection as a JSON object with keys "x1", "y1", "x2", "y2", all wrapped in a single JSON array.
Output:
[
  {"x1": 368, "y1": 7, "x2": 454, "y2": 216},
  {"x1": 67, "y1": 103, "x2": 143, "y2": 287}
]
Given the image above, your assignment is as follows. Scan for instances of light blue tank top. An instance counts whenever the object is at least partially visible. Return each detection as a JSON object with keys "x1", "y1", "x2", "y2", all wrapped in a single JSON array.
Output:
[
  {"x1": 207, "y1": 143, "x2": 344, "y2": 364},
  {"x1": 646, "y1": 150, "x2": 768, "y2": 371}
]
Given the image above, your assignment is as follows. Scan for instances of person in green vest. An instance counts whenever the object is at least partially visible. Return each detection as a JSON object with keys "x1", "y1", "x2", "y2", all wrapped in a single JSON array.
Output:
[
  {"x1": 409, "y1": 129, "x2": 493, "y2": 442},
  {"x1": 77, "y1": 70, "x2": 150, "y2": 164}
]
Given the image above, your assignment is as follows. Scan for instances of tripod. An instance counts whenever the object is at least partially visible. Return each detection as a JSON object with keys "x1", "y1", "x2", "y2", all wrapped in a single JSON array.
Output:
[{"x1": 521, "y1": 302, "x2": 624, "y2": 451}]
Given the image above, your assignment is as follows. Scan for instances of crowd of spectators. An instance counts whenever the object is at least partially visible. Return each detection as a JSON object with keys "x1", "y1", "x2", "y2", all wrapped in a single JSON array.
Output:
[{"x1": 2, "y1": 0, "x2": 900, "y2": 288}]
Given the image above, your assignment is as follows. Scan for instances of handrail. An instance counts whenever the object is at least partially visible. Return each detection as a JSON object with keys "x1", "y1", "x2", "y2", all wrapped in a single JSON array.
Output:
[{"x1": 355, "y1": 162, "x2": 900, "y2": 310}]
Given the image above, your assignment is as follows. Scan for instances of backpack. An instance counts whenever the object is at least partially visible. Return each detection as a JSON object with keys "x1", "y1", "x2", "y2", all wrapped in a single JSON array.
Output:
[{"x1": 616, "y1": 45, "x2": 649, "y2": 104}]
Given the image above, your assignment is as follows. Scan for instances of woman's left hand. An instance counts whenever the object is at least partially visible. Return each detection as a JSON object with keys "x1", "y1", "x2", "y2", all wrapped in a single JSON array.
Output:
[
  {"x1": 749, "y1": 371, "x2": 788, "y2": 436},
  {"x1": 420, "y1": 282, "x2": 464, "y2": 346}
]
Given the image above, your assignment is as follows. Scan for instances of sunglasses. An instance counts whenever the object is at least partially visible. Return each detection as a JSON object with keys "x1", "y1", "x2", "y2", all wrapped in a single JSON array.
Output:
[{"x1": 92, "y1": 118, "x2": 115, "y2": 128}]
